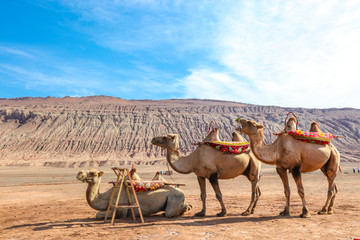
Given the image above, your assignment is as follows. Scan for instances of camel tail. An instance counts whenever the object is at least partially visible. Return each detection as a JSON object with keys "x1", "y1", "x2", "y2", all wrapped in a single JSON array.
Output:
[{"x1": 338, "y1": 165, "x2": 343, "y2": 174}]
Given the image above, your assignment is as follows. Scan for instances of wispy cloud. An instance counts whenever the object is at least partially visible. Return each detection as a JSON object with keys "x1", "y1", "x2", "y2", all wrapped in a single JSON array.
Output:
[
  {"x1": 178, "y1": 1, "x2": 360, "y2": 108},
  {"x1": 56, "y1": 0, "x2": 217, "y2": 56},
  {"x1": 0, "y1": 45, "x2": 35, "y2": 59}
]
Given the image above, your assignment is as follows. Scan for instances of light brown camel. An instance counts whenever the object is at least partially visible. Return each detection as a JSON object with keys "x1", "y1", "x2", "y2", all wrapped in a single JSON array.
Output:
[
  {"x1": 151, "y1": 130, "x2": 261, "y2": 217},
  {"x1": 76, "y1": 169, "x2": 191, "y2": 219},
  {"x1": 236, "y1": 118, "x2": 341, "y2": 218}
]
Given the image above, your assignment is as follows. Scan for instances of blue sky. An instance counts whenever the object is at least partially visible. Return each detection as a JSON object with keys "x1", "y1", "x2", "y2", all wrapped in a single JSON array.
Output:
[{"x1": 1, "y1": 0, "x2": 360, "y2": 108}]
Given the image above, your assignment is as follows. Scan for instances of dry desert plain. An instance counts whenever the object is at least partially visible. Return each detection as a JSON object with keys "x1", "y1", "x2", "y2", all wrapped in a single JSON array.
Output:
[{"x1": 1, "y1": 163, "x2": 360, "y2": 240}]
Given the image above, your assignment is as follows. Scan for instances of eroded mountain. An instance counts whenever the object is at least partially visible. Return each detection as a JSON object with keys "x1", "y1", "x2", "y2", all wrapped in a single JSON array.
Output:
[{"x1": 0, "y1": 96, "x2": 358, "y2": 167}]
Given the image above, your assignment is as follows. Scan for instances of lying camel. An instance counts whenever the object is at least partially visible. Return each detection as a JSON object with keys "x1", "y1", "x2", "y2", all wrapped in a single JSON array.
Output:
[
  {"x1": 76, "y1": 169, "x2": 191, "y2": 219},
  {"x1": 151, "y1": 129, "x2": 261, "y2": 217},
  {"x1": 236, "y1": 118, "x2": 341, "y2": 218}
]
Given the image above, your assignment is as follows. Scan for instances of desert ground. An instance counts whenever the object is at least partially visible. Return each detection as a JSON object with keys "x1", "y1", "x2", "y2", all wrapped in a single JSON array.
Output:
[{"x1": 1, "y1": 163, "x2": 360, "y2": 240}]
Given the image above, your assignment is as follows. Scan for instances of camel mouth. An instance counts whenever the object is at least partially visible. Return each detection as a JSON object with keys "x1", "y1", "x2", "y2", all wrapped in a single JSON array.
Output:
[
  {"x1": 235, "y1": 118, "x2": 245, "y2": 132},
  {"x1": 76, "y1": 172, "x2": 87, "y2": 182}
]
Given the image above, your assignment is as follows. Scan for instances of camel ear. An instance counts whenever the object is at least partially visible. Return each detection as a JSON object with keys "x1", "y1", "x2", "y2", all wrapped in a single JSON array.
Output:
[
  {"x1": 257, "y1": 124, "x2": 264, "y2": 129},
  {"x1": 98, "y1": 171, "x2": 104, "y2": 177}
]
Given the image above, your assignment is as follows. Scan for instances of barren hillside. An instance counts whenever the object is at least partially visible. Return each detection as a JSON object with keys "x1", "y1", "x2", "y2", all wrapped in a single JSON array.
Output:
[{"x1": 0, "y1": 96, "x2": 359, "y2": 167}]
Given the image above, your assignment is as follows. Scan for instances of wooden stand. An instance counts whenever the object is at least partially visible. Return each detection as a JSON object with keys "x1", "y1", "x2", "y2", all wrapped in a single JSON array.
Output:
[{"x1": 104, "y1": 167, "x2": 144, "y2": 225}]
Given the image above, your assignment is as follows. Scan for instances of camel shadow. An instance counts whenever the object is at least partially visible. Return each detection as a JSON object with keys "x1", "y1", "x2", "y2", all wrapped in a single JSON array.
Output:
[
  {"x1": 108, "y1": 214, "x2": 299, "y2": 229},
  {"x1": 5, "y1": 218, "x2": 104, "y2": 231},
  {"x1": 4, "y1": 214, "x2": 298, "y2": 231}
]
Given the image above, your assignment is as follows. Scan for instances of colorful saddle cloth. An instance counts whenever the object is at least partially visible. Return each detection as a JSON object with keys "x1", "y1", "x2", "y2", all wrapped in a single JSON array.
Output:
[
  {"x1": 128, "y1": 181, "x2": 165, "y2": 192},
  {"x1": 288, "y1": 130, "x2": 336, "y2": 145},
  {"x1": 202, "y1": 141, "x2": 250, "y2": 154}
]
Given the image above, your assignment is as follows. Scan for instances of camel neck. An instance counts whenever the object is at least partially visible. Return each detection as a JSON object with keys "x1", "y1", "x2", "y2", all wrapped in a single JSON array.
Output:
[
  {"x1": 86, "y1": 178, "x2": 111, "y2": 211},
  {"x1": 166, "y1": 148, "x2": 195, "y2": 174},
  {"x1": 248, "y1": 128, "x2": 278, "y2": 165}
]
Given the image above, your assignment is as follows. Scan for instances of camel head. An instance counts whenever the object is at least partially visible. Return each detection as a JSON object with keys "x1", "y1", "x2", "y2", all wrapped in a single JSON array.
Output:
[
  {"x1": 235, "y1": 118, "x2": 264, "y2": 136},
  {"x1": 151, "y1": 134, "x2": 179, "y2": 151},
  {"x1": 76, "y1": 169, "x2": 104, "y2": 184}
]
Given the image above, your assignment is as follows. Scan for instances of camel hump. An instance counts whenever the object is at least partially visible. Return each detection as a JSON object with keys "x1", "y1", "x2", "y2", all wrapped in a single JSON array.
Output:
[{"x1": 310, "y1": 121, "x2": 322, "y2": 133}]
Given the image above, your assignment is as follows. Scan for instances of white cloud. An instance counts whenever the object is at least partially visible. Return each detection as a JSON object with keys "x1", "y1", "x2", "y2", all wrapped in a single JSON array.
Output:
[
  {"x1": 181, "y1": 1, "x2": 360, "y2": 108},
  {"x1": 183, "y1": 69, "x2": 255, "y2": 102}
]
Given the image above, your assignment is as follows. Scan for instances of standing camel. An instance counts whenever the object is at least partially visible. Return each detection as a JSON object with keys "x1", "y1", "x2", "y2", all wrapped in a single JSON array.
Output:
[
  {"x1": 236, "y1": 118, "x2": 341, "y2": 218},
  {"x1": 151, "y1": 130, "x2": 261, "y2": 217}
]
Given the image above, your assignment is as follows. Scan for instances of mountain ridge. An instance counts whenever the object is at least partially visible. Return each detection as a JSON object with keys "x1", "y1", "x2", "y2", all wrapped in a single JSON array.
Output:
[{"x1": 0, "y1": 96, "x2": 359, "y2": 167}]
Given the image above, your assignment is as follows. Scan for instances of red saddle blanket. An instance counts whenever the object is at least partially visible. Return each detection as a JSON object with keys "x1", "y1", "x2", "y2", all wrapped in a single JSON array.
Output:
[
  {"x1": 202, "y1": 141, "x2": 249, "y2": 154},
  {"x1": 288, "y1": 130, "x2": 336, "y2": 145},
  {"x1": 128, "y1": 181, "x2": 165, "y2": 192}
]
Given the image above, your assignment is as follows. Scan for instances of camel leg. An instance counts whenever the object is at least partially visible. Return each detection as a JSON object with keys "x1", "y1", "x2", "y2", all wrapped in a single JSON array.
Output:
[
  {"x1": 252, "y1": 186, "x2": 261, "y2": 213},
  {"x1": 164, "y1": 188, "x2": 191, "y2": 217},
  {"x1": 319, "y1": 165, "x2": 338, "y2": 215},
  {"x1": 291, "y1": 167, "x2": 310, "y2": 218},
  {"x1": 195, "y1": 176, "x2": 206, "y2": 217},
  {"x1": 276, "y1": 167, "x2": 290, "y2": 216},
  {"x1": 328, "y1": 184, "x2": 338, "y2": 214},
  {"x1": 242, "y1": 171, "x2": 261, "y2": 216},
  {"x1": 209, "y1": 172, "x2": 226, "y2": 217}
]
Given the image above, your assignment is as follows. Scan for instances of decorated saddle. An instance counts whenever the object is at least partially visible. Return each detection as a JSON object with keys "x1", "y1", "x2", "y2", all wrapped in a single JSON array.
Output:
[
  {"x1": 202, "y1": 141, "x2": 250, "y2": 154},
  {"x1": 288, "y1": 130, "x2": 337, "y2": 145},
  {"x1": 128, "y1": 181, "x2": 165, "y2": 192}
]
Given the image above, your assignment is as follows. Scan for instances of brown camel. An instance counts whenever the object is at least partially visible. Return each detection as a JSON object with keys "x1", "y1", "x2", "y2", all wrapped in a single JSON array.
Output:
[
  {"x1": 236, "y1": 118, "x2": 341, "y2": 218},
  {"x1": 151, "y1": 130, "x2": 261, "y2": 217}
]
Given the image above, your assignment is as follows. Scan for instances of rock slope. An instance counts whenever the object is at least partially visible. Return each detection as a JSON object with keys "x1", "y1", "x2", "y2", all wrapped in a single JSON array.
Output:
[{"x1": 0, "y1": 96, "x2": 359, "y2": 167}]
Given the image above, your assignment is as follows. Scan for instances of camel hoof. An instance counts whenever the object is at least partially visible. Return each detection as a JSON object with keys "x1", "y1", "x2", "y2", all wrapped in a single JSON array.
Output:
[
  {"x1": 216, "y1": 211, "x2": 226, "y2": 217},
  {"x1": 318, "y1": 211, "x2": 328, "y2": 215},
  {"x1": 195, "y1": 211, "x2": 205, "y2": 217},
  {"x1": 300, "y1": 213, "x2": 311, "y2": 218},
  {"x1": 241, "y1": 211, "x2": 251, "y2": 216},
  {"x1": 279, "y1": 211, "x2": 290, "y2": 216}
]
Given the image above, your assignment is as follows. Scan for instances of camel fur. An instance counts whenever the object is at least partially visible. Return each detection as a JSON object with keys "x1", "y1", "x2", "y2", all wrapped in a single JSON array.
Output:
[
  {"x1": 76, "y1": 169, "x2": 191, "y2": 219},
  {"x1": 151, "y1": 129, "x2": 261, "y2": 217},
  {"x1": 236, "y1": 118, "x2": 341, "y2": 218}
]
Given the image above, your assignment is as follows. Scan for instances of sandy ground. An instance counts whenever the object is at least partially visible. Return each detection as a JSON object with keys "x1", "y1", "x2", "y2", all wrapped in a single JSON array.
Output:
[{"x1": 1, "y1": 164, "x2": 360, "y2": 240}]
